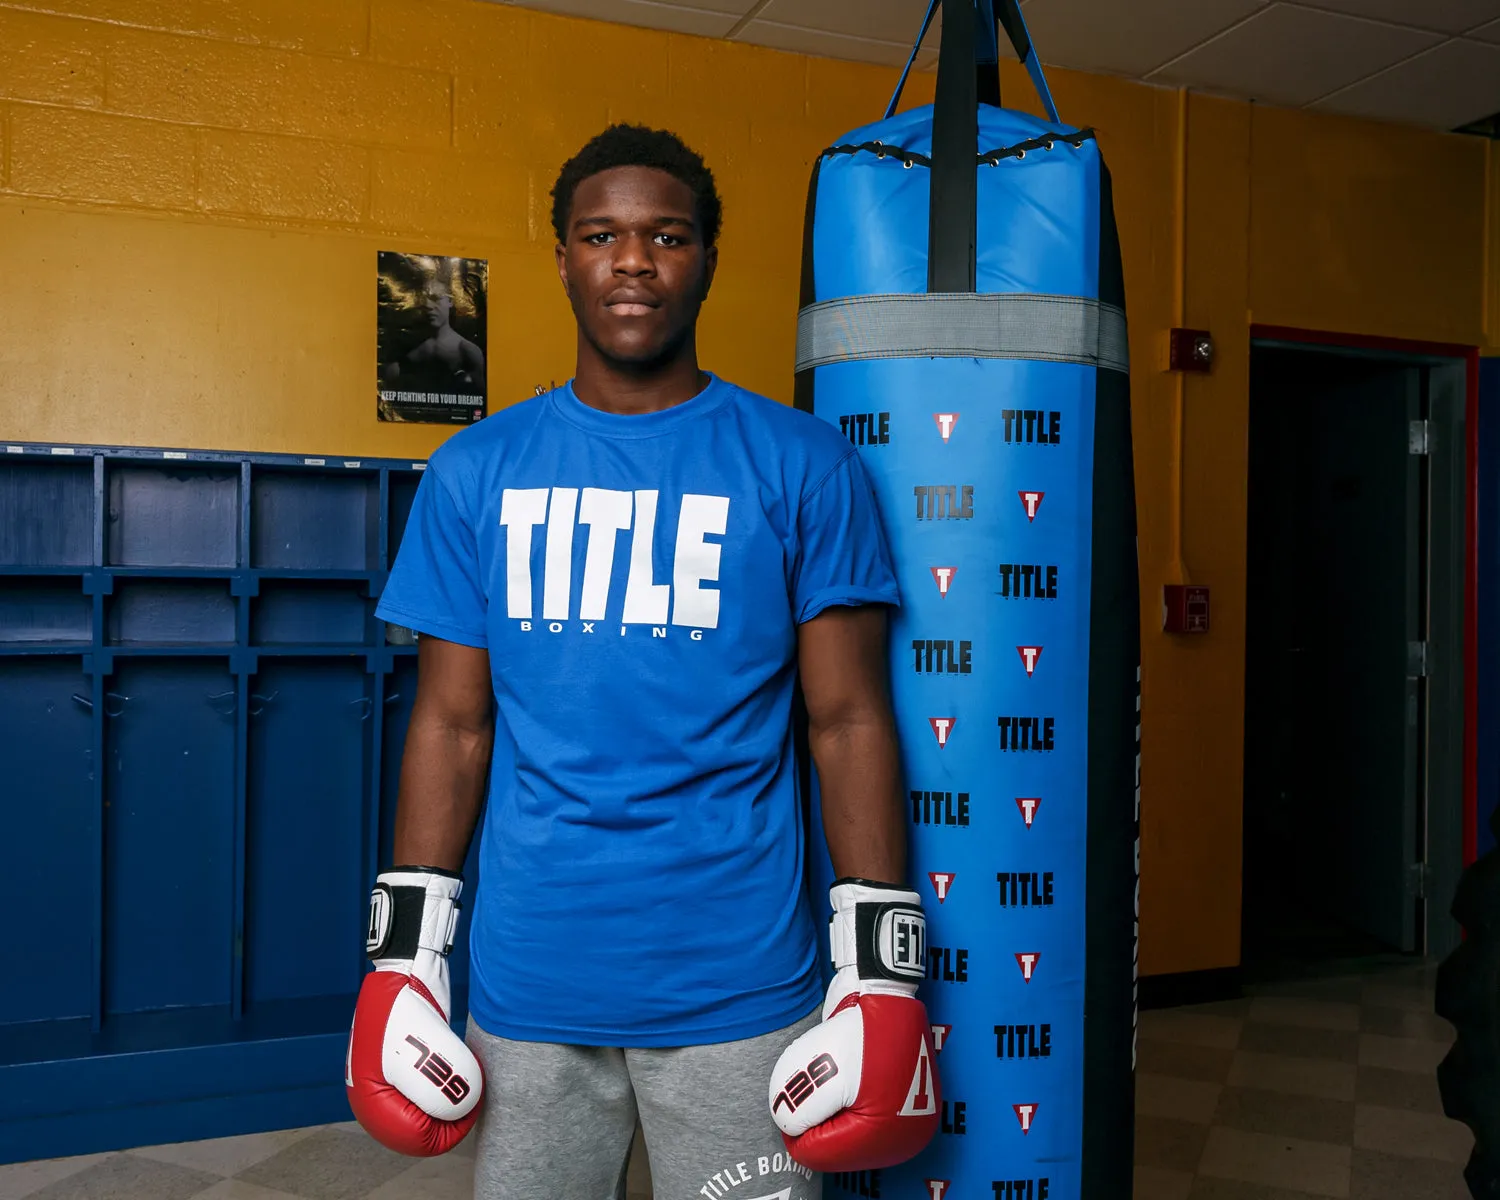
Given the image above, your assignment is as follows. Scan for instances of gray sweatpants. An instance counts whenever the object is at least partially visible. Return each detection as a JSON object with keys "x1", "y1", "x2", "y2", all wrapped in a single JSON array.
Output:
[{"x1": 464, "y1": 1009, "x2": 823, "y2": 1200}]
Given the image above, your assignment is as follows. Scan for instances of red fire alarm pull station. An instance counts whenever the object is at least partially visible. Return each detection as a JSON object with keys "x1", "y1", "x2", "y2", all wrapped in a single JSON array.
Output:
[{"x1": 1163, "y1": 585, "x2": 1210, "y2": 634}]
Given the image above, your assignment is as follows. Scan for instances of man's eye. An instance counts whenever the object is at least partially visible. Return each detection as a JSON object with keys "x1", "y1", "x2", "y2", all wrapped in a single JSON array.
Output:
[
  {"x1": 587, "y1": 233, "x2": 614, "y2": 245},
  {"x1": 655, "y1": 234, "x2": 683, "y2": 246}
]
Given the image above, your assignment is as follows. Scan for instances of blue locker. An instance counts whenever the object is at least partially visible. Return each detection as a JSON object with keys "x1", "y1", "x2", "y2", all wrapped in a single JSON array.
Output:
[
  {"x1": 245, "y1": 659, "x2": 371, "y2": 1007},
  {"x1": 0, "y1": 659, "x2": 95, "y2": 1027},
  {"x1": 0, "y1": 443, "x2": 434, "y2": 1163},
  {"x1": 104, "y1": 658, "x2": 237, "y2": 1016}
]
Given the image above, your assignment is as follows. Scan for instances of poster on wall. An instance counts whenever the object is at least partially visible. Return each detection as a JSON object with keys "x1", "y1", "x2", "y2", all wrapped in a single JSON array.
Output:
[{"x1": 377, "y1": 252, "x2": 489, "y2": 425}]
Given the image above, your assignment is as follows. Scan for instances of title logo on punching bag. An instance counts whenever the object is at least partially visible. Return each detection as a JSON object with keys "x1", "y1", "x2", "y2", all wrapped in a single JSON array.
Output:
[
  {"x1": 933, "y1": 412, "x2": 959, "y2": 443},
  {"x1": 915, "y1": 485, "x2": 973, "y2": 520},
  {"x1": 912, "y1": 790, "x2": 969, "y2": 826},
  {"x1": 998, "y1": 564, "x2": 1058, "y2": 599},
  {"x1": 994, "y1": 1023, "x2": 1052, "y2": 1060},
  {"x1": 994, "y1": 1181, "x2": 1051, "y2": 1199},
  {"x1": 1001, "y1": 410, "x2": 1061, "y2": 445},
  {"x1": 914, "y1": 640, "x2": 973, "y2": 674},
  {"x1": 997, "y1": 716, "x2": 1055, "y2": 751},
  {"x1": 997, "y1": 872, "x2": 1055, "y2": 908},
  {"x1": 839, "y1": 412, "x2": 890, "y2": 447}
]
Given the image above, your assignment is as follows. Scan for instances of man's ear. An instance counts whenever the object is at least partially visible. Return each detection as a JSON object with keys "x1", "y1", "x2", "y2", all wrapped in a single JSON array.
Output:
[
  {"x1": 554, "y1": 242, "x2": 571, "y2": 298},
  {"x1": 701, "y1": 244, "x2": 718, "y2": 301}
]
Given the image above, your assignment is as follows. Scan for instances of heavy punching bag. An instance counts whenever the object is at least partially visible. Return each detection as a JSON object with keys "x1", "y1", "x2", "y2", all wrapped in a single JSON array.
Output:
[{"x1": 795, "y1": 1, "x2": 1140, "y2": 1196}]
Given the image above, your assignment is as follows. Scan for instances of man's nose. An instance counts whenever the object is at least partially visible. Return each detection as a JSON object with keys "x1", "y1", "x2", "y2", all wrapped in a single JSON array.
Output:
[{"x1": 612, "y1": 234, "x2": 655, "y2": 274}]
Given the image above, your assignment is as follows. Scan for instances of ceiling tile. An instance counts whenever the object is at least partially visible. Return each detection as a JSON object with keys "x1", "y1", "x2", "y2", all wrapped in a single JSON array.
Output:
[
  {"x1": 1015, "y1": 0, "x2": 1268, "y2": 78},
  {"x1": 1311, "y1": 36, "x2": 1500, "y2": 127},
  {"x1": 1285, "y1": 0, "x2": 1500, "y2": 35},
  {"x1": 733, "y1": 19, "x2": 913, "y2": 66},
  {"x1": 1471, "y1": 15, "x2": 1500, "y2": 39},
  {"x1": 755, "y1": 0, "x2": 935, "y2": 44},
  {"x1": 1148, "y1": 5, "x2": 1443, "y2": 107},
  {"x1": 496, "y1": 0, "x2": 744, "y2": 35}
]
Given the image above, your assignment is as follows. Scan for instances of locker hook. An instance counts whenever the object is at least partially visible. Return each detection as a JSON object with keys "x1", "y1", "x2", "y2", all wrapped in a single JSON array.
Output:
[
  {"x1": 349, "y1": 696, "x2": 373, "y2": 721},
  {"x1": 104, "y1": 691, "x2": 133, "y2": 718},
  {"x1": 248, "y1": 690, "x2": 278, "y2": 716},
  {"x1": 384, "y1": 692, "x2": 402, "y2": 705},
  {"x1": 71, "y1": 693, "x2": 94, "y2": 712},
  {"x1": 206, "y1": 689, "x2": 237, "y2": 717}
]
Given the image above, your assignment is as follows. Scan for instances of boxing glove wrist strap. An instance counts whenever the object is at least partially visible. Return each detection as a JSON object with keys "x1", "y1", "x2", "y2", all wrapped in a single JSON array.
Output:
[
  {"x1": 829, "y1": 878, "x2": 926, "y2": 984},
  {"x1": 366, "y1": 866, "x2": 462, "y2": 964}
]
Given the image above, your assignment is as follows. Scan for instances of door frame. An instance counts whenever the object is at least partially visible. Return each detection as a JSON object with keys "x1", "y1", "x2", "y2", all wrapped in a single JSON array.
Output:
[{"x1": 1249, "y1": 324, "x2": 1480, "y2": 960}]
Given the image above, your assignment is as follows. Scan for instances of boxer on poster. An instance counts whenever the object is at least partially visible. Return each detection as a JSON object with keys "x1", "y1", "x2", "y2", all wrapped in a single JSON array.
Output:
[{"x1": 343, "y1": 124, "x2": 940, "y2": 1199}]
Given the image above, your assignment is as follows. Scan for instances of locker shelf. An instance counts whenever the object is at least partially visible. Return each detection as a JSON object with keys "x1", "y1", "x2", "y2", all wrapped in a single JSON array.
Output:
[
  {"x1": 252, "y1": 568, "x2": 379, "y2": 581},
  {"x1": 251, "y1": 468, "x2": 379, "y2": 571},
  {"x1": 0, "y1": 440, "x2": 444, "y2": 1165},
  {"x1": 106, "y1": 566, "x2": 238, "y2": 579},
  {"x1": 0, "y1": 578, "x2": 91, "y2": 644},
  {"x1": 108, "y1": 578, "x2": 236, "y2": 645},
  {"x1": 104, "y1": 644, "x2": 240, "y2": 656},
  {"x1": 252, "y1": 646, "x2": 369, "y2": 658},
  {"x1": 0, "y1": 460, "x2": 94, "y2": 568},
  {"x1": 106, "y1": 463, "x2": 239, "y2": 569}
]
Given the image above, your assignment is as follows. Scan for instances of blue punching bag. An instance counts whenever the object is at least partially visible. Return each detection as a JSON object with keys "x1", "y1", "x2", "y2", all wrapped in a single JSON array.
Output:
[{"x1": 795, "y1": 1, "x2": 1139, "y2": 1197}]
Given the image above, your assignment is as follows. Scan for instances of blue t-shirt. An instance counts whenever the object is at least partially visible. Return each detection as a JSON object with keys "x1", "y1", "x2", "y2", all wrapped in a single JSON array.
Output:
[{"x1": 375, "y1": 374, "x2": 900, "y2": 1046}]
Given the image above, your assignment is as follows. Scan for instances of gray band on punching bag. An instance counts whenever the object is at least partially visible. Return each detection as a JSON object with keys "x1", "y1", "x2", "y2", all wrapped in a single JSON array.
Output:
[{"x1": 795, "y1": 292, "x2": 1130, "y2": 375}]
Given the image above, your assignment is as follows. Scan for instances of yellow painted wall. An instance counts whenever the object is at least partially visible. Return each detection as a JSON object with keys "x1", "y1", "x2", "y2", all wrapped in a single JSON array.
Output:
[
  {"x1": 0, "y1": 0, "x2": 936, "y2": 459},
  {"x1": 0, "y1": 0, "x2": 1494, "y2": 977}
]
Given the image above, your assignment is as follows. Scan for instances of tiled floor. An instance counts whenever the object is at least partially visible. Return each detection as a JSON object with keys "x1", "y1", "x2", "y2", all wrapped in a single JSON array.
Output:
[
  {"x1": 0, "y1": 960, "x2": 1472, "y2": 1199},
  {"x1": 1134, "y1": 958, "x2": 1472, "y2": 1199}
]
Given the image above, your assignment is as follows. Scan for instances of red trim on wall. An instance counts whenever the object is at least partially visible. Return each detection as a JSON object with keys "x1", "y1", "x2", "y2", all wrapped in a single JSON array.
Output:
[{"x1": 1249, "y1": 325, "x2": 1482, "y2": 871}]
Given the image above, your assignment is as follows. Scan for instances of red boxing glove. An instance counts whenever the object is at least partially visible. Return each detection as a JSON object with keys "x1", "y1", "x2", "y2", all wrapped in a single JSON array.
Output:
[
  {"x1": 345, "y1": 867, "x2": 483, "y2": 1156},
  {"x1": 768, "y1": 879, "x2": 940, "y2": 1171}
]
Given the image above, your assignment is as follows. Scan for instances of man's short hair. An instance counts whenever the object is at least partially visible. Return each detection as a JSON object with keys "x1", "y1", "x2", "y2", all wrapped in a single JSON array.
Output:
[{"x1": 550, "y1": 124, "x2": 723, "y2": 249}]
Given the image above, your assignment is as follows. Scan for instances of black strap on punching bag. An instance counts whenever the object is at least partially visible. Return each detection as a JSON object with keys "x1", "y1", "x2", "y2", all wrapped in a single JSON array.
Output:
[
  {"x1": 928, "y1": 0, "x2": 979, "y2": 294},
  {"x1": 975, "y1": 0, "x2": 1002, "y2": 108}
]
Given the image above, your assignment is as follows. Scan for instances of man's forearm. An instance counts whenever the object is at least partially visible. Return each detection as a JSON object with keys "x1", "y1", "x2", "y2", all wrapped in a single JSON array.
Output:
[
  {"x1": 392, "y1": 716, "x2": 493, "y2": 872},
  {"x1": 810, "y1": 714, "x2": 908, "y2": 886}
]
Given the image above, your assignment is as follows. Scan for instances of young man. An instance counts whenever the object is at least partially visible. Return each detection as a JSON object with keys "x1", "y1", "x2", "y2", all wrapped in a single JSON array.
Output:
[{"x1": 346, "y1": 125, "x2": 939, "y2": 1199}]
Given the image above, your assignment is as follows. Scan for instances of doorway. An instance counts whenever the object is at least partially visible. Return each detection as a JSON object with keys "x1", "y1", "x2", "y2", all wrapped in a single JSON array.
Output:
[{"x1": 1242, "y1": 340, "x2": 1467, "y2": 982}]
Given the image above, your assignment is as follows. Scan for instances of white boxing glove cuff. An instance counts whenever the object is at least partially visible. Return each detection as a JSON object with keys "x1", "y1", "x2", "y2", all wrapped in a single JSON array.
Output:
[
  {"x1": 366, "y1": 867, "x2": 462, "y2": 966},
  {"x1": 828, "y1": 879, "x2": 926, "y2": 988}
]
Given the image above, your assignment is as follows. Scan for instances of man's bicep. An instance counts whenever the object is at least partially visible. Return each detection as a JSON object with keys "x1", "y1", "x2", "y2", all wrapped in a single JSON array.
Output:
[
  {"x1": 797, "y1": 603, "x2": 893, "y2": 728},
  {"x1": 414, "y1": 636, "x2": 494, "y2": 733}
]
